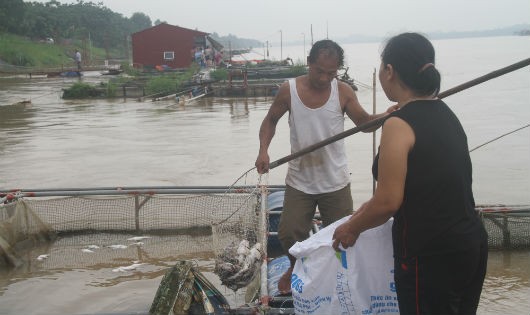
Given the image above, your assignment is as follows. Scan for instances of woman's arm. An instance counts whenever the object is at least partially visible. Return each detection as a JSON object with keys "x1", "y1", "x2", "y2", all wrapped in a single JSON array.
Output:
[{"x1": 332, "y1": 116, "x2": 414, "y2": 250}]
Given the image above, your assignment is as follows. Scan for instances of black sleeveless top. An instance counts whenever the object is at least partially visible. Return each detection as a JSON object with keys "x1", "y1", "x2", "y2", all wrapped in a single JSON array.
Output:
[{"x1": 373, "y1": 100, "x2": 486, "y2": 258}]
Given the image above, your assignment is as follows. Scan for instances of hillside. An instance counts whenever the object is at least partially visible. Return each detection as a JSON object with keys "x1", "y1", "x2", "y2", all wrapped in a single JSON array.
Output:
[{"x1": 328, "y1": 24, "x2": 530, "y2": 44}]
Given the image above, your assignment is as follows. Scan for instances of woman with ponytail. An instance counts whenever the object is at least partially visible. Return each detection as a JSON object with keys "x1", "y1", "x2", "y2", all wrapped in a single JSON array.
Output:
[{"x1": 332, "y1": 33, "x2": 488, "y2": 315}]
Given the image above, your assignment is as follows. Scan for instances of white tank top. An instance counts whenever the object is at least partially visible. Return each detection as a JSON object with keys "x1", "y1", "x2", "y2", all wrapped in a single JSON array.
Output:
[{"x1": 285, "y1": 78, "x2": 350, "y2": 194}]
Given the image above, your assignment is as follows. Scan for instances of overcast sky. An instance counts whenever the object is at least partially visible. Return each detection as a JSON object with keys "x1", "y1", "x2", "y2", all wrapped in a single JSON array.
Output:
[{"x1": 29, "y1": 0, "x2": 530, "y2": 42}]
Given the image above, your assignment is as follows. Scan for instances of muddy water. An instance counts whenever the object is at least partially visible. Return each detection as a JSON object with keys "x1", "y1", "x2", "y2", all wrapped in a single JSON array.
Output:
[{"x1": 1, "y1": 36, "x2": 529, "y2": 314}]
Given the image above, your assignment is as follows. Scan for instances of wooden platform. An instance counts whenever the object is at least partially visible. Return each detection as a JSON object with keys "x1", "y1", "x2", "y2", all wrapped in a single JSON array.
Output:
[{"x1": 211, "y1": 79, "x2": 285, "y2": 97}]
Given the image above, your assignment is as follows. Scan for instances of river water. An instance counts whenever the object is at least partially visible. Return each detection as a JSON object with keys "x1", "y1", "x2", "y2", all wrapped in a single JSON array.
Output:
[{"x1": 0, "y1": 36, "x2": 529, "y2": 314}]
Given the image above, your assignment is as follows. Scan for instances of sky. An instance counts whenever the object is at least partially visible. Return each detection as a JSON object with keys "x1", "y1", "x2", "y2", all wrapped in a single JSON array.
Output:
[{"x1": 28, "y1": 0, "x2": 530, "y2": 43}]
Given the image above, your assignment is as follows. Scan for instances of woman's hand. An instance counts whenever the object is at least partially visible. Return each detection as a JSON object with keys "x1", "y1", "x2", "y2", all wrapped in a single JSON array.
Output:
[{"x1": 332, "y1": 219, "x2": 360, "y2": 251}]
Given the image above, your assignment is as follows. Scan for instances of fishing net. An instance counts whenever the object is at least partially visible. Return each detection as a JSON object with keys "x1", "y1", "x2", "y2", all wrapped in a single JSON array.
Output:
[
  {"x1": 0, "y1": 198, "x2": 56, "y2": 268},
  {"x1": 0, "y1": 172, "x2": 272, "y2": 305},
  {"x1": 2, "y1": 180, "x2": 529, "y2": 315},
  {"x1": 478, "y1": 205, "x2": 530, "y2": 249}
]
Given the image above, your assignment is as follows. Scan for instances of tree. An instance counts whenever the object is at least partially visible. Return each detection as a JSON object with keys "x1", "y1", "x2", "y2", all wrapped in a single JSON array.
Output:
[
  {"x1": 129, "y1": 12, "x2": 152, "y2": 33},
  {"x1": 0, "y1": 0, "x2": 25, "y2": 33}
]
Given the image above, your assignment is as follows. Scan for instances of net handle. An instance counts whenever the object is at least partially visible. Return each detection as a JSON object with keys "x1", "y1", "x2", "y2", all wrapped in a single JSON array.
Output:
[{"x1": 269, "y1": 58, "x2": 530, "y2": 170}]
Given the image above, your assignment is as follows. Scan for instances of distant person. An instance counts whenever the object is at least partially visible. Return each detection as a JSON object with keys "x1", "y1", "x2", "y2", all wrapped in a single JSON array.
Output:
[
  {"x1": 332, "y1": 32, "x2": 488, "y2": 314},
  {"x1": 214, "y1": 50, "x2": 223, "y2": 67},
  {"x1": 194, "y1": 47, "x2": 205, "y2": 68},
  {"x1": 255, "y1": 39, "x2": 397, "y2": 294},
  {"x1": 204, "y1": 45, "x2": 213, "y2": 67},
  {"x1": 74, "y1": 50, "x2": 82, "y2": 71},
  {"x1": 191, "y1": 46, "x2": 196, "y2": 62}
]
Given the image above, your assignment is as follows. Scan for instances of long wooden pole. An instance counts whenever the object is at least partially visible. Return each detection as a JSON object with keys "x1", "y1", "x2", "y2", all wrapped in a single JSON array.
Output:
[
  {"x1": 372, "y1": 68, "x2": 377, "y2": 195},
  {"x1": 269, "y1": 57, "x2": 530, "y2": 170}
]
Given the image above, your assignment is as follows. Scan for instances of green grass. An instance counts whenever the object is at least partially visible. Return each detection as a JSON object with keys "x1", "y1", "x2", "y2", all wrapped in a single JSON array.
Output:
[
  {"x1": 62, "y1": 82, "x2": 103, "y2": 99},
  {"x1": 210, "y1": 68, "x2": 228, "y2": 81},
  {"x1": 0, "y1": 33, "x2": 121, "y2": 68},
  {"x1": 0, "y1": 33, "x2": 72, "y2": 67}
]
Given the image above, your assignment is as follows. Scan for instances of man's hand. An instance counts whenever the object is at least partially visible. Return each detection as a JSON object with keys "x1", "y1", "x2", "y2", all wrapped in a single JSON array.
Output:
[
  {"x1": 255, "y1": 152, "x2": 270, "y2": 174},
  {"x1": 386, "y1": 104, "x2": 400, "y2": 114}
]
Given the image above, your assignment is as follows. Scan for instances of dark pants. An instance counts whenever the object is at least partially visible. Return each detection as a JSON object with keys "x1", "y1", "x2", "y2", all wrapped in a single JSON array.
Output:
[
  {"x1": 278, "y1": 184, "x2": 353, "y2": 255},
  {"x1": 394, "y1": 239, "x2": 488, "y2": 315}
]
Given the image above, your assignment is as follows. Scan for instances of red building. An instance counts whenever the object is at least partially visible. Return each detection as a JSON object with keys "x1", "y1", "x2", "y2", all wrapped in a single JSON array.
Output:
[{"x1": 131, "y1": 23, "x2": 210, "y2": 70}]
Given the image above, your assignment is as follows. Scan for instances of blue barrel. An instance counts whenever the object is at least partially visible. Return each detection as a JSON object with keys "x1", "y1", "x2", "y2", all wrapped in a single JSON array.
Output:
[{"x1": 267, "y1": 255, "x2": 291, "y2": 297}]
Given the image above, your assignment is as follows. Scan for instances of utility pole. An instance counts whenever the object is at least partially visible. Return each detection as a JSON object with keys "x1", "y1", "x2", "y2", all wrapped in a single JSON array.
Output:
[
  {"x1": 301, "y1": 33, "x2": 306, "y2": 64},
  {"x1": 311, "y1": 24, "x2": 314, "y2": 46},
  {"x1": 280, "y1": 30, "x2": 283, "y2": 61}
]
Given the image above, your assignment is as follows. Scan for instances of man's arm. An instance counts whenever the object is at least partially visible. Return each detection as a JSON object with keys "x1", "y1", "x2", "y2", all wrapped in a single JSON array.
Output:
[
  {"x1": 339, "y1": 81, "x2": 397, "y2": 132},
  {"x1": 255, "y1": 82, "x2": 290, "y2": 174}
]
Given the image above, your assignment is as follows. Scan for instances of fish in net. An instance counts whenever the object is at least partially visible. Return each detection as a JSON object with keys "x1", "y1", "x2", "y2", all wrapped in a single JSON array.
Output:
[
  {"x1": 214, "y1": 239, "x2": 264, "y2": 291},
  {"x1": 209, "y1": 170, "x2": 268, "y2": 293}
]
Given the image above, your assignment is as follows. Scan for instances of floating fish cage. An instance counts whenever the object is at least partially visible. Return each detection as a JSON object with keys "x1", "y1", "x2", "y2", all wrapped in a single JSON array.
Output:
[
  {"x1": 0, "y1": 185, "x2": 289, "y2": 314},
  {"x1": 1, "y1": 186, "x2": 529, "y2": 314}
]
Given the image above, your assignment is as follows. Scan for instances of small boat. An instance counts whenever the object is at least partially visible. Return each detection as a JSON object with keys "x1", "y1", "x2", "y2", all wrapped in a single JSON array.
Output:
[
  {"x1": 46, "y1": 71, "x2": 63, "y2": 78},
  {"x1": 338, "y1": 67, "x2": 358, "y2": 91},
  {"x1": 150, "y1": 261, "x2": 231, "y2": 315},
  {"x1": 60, "y1": 71, "x2": 82, "y2": 77},
  {"x1": 100, "y1": 69, "x2": 123, "y2": 75}
]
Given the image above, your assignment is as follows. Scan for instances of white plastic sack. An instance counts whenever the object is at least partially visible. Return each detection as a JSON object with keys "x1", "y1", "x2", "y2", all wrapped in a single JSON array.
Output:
[{"x1": 289, "y1": 216, "x2": 399, "y2": 315}]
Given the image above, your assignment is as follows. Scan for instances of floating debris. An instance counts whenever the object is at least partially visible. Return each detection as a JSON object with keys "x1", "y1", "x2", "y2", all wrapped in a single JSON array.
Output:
[
  {"x1": 82, "y1": 249, "x2": 94, "y2": 253},
  {"x1": 87, "y1": 245, "x2": 100, "y2": 249},
  {"x1": 214, "y1": 240, "x2": 264, "y2": 291}
]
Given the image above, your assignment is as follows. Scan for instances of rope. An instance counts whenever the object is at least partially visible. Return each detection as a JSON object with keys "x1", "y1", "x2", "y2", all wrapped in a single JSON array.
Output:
[{"x1": 469, "y1": 124, "x2": 530, "y2": 152}]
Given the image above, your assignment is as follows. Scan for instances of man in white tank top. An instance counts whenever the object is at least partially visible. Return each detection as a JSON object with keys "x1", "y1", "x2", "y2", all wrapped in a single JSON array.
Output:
[{"x1": 255, "y1": 40, "x2": 397, "y2": 295}]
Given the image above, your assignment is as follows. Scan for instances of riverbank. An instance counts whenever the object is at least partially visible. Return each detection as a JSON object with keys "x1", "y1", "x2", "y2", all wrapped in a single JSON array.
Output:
[{"x1": 0, "y1": 33, "x2": 123, "y2": 73}]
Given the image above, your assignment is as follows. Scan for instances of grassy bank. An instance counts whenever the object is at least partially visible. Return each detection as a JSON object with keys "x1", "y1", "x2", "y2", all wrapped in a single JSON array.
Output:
[{"x1": 0, "y1": 33, "x2": 112, "y2": 68}]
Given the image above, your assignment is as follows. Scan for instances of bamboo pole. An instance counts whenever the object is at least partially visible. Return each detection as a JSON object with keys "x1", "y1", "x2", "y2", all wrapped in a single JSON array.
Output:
[
  {"x1": 269, "y1": 58, "x2": 530, "y2": 170},
  {"x1": 0, "y1": 186, "x2": 286, "y2": 198},
  {"x1": 372, "y1": 68, "x2": 377, "y2": 196}
]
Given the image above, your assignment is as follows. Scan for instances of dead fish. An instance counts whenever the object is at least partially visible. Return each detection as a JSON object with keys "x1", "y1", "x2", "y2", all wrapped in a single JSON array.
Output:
[
  {"x1": 107, "y1": 244, "x2": 128, "y2": 249},
  {"x1": 112, "y1": 263, "x2": 143, "y2": 272},
  {"x1": 214, "y1": 240, "x2": 264, "y2": 291},
  {"x1": 127, "y1": 236, "x2": 151, "y2": 241},
  {"x1": 37, "y1": 254, "x2": 49, "y2": 261}
]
